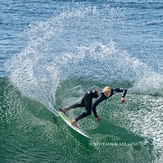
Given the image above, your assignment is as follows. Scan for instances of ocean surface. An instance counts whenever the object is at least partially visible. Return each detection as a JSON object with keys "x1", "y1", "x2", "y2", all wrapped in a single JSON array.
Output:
[{"x1": 1, "y1": 0, "x2": 163, "y2": 162}]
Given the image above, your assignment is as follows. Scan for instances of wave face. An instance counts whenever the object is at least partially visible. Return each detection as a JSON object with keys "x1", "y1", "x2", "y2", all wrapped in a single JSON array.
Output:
[{"x1": 6, "y1": 4, "x2": 163, "y2": 108}]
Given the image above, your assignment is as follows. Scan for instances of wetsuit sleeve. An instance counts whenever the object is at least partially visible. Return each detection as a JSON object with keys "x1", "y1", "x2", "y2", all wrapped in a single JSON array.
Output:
[
  {"x1": 113, "y1": 88, "x2": 127, "y2": 97},
  {"x1": 91, "y1": 93, "x2": 106, "y2": 117}
]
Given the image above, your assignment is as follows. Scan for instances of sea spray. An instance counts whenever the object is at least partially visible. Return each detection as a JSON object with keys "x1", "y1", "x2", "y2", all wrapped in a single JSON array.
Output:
[{"x1": 5, "y1": 3, "x2": 163, "y2": 116}]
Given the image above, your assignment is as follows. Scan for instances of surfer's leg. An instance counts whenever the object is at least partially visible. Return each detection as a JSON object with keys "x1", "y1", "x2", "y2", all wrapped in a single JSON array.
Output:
[
  {"x1": 75, "y1": 95, "x2": 92, "y2": 122},
  {"x1": 71, "y1": 93, "x2": 92, "y2": 127},
  {"x1": 62, "y1": 97, "x2": 85, "y2": 113}
]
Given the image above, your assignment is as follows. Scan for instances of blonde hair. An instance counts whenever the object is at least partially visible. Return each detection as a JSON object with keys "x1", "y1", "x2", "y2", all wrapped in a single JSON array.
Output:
[{"x1": 103, "y1": 86, "x2": 111, "y2": 97}]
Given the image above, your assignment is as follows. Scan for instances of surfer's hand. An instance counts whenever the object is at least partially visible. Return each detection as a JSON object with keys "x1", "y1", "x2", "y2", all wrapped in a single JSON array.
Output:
[
  {"x1": 121, "y1": 97, "x2": 125, "y2": 103},
  {"x1": 96, "y1": 116, "x2": 101, "y2": 121}
]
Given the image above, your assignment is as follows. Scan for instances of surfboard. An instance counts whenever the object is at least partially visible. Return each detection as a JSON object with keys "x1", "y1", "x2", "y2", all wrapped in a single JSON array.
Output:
[{"x1": 58, "y1": 111, "x2": 91, "y2": 140}]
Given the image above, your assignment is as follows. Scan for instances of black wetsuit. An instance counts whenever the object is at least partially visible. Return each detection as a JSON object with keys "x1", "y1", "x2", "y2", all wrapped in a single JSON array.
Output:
[{"x1": 67, "y1": 88, "x2": 127, "y2": 122}]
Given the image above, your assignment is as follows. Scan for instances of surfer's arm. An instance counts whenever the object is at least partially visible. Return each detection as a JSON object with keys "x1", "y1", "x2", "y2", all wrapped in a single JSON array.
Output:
[
  {"x1": 91, "y1": 93, "x2": 106, "y2": 118},
  {"x1": 113, "y1": 88, "x2": 127, "y2": 103}
]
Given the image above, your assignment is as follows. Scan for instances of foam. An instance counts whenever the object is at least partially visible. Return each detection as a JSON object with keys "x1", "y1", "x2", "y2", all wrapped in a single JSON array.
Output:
[
  {"x1": 5, "y1": 4, "x2": 163, "y2": 113},
  {"x1": 125, "y1": 96, "x2": 163, "y2": 162},
  {"x1": 4, "y1": 5, "x2": 124, "y2": 112}
]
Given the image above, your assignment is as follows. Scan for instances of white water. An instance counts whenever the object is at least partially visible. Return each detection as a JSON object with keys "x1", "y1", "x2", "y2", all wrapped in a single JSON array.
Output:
[{"x1": 5, "y1": 4, "x2": 163, "y2": 112}]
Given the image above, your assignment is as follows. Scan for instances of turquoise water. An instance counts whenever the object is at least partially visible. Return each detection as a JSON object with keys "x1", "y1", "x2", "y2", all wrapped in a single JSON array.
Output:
[{"x1": 1, "y1": 1, "x2": 163, "y2": 162}]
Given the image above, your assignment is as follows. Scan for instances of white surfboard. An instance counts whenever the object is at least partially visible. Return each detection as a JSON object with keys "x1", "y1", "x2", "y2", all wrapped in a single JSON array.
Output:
[{"x1": 58, "y1": 111, "x2": 91, "y2": 140}]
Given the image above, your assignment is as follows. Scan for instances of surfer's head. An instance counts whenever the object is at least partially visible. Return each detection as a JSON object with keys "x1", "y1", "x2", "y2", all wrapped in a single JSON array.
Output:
[{"x1": 103, "y1": 86, "x2": 111, "y2": 97}]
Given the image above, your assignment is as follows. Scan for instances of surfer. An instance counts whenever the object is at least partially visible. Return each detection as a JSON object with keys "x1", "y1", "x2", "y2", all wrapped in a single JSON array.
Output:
[{"x1": 59, "y1": 86, "x2": 127, "y2": 128}]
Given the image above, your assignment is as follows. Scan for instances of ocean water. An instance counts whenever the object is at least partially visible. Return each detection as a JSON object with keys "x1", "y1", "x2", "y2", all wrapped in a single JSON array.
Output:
[{"x1": 1, "y1": 0, "x2": 163, "y2": 162}]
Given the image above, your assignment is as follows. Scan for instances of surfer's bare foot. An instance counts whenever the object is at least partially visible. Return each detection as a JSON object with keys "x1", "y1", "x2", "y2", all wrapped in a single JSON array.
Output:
[
  {"x1": 58, "y1": 109, "x2": 63, "y2": 112},
  {"x1": 62, "y1": 107, "x2": 67, "y2": 113},
  {"x1": 59, "y1": 108, "x2": 67, "y2": 114},
  {"x1": 71, "y1": 119, "x2": 78, "y2": 128}
]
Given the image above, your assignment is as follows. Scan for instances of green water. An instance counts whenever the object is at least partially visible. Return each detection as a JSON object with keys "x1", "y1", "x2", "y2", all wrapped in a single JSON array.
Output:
[{"x1": 0, "y1": 77, "x2": 157, "y2": 163}]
